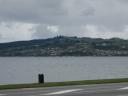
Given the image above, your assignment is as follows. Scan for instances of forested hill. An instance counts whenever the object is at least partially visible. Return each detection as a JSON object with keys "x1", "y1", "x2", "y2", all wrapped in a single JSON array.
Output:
[{"x1": 0, "y1": 36, "x2": 128, "y2": 56}]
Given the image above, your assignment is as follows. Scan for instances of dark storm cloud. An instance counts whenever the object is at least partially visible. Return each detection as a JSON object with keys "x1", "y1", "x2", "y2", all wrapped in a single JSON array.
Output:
[
  {"x1": 0, "y1": 0, "x2": 64, "y2": 24},
  {"x1": 0, "y1": 0, "x2": 128, "y2": 41},
  {"x1": 0, "y1": 0, "x2": 96, "y2": 25}
]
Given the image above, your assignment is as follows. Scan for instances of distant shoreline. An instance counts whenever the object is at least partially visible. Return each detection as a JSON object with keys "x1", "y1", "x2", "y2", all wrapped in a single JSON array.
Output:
[
  {"x1": 0, "y1": 36, "x2": 128, "y2": 56},
  {"x1": 1, "y1": 55, "x2": 128, "y2": 57}
]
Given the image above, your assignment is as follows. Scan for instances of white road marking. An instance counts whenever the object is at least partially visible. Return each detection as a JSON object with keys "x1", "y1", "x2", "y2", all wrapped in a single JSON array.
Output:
[
  {"x1": 21, "y1": 88, "x2": 40, "y2": 90},
  {"x1": 44, "y1": 89, "x2": 83, "y2": 95},
  {"x1": 0, "y1": 94, "x2": 6, "y2": 96},
  {"x1": 118, "y1": 87, "x2": 128, "y2": 90}
]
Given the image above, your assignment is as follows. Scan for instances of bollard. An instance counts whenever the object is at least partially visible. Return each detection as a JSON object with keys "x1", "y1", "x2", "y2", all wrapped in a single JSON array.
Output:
[{"x1": 38, "y1": 74, "x2": 44, "y2": 84}]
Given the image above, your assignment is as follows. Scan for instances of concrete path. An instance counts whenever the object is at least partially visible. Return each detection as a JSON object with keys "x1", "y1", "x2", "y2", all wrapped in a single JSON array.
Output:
[{"x1": 0, "y1": 83, "x2": 128, "y2": 96}]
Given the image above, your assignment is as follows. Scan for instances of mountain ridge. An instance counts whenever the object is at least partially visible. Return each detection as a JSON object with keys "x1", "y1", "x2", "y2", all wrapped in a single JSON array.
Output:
[{"x1": 0, "y1": 36, "x2": 128, "y2": 56}]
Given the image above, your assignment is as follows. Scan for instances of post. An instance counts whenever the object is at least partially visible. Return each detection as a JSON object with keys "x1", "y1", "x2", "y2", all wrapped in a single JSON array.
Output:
[{"x1": 38, "y1": 74, "x2": 44, "y2": 84}]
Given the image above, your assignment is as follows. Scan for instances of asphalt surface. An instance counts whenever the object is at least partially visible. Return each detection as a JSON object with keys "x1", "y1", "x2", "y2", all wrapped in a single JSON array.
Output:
[{"x1": 1, "y1": 83, "x2": 128, "y2": 96}]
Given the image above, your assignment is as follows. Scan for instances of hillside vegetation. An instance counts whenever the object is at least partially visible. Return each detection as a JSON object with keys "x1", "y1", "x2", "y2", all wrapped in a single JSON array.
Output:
[{"x1": 0, "y1": 36, "x2": 128, "y2": 56}]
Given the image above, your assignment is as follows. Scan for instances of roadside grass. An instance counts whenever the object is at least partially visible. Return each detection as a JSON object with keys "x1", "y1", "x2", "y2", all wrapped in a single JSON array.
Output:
[{"x1": 0, "y1": 78, "x2": 128, "y2": 90}]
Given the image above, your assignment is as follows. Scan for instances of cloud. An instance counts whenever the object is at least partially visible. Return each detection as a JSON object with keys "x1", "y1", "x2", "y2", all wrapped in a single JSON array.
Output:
[
  {"x1": 33, "y1": 24, "x2": 60, "y2": 39},
  {"x1": 83, "y1": 25, "x2": 128, "y2": 39},
  {"x1": 0, "y1": 22, "x2": 35, "y2": 42},
  {"x1": 0, "y1": 0, "x2": 64, "y2": 24},
  {"x1": 47, "y1": 25, "x2": 59, "y2": 33},
  {"x1": 0, "y1": 0, "x2": 128, "y2": 42}
]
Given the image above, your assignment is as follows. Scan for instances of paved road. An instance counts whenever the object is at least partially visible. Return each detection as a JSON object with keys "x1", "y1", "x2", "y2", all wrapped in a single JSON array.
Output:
[{"x1": 1, "y1": 83, "x2": 128, "y2": 96}]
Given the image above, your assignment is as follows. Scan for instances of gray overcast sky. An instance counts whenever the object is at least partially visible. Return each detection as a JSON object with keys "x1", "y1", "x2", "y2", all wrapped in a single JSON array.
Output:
[{"x1": 0, "y1": 0, "x2": 128, "y2": 42}]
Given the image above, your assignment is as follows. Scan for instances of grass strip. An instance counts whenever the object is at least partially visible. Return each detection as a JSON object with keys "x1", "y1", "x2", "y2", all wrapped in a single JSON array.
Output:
[{"x1": 0, "y1": 78, "x2": 128, "y2": 90}]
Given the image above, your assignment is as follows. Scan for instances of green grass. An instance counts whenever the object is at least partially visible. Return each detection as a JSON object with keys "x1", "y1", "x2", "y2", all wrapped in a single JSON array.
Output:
[{"x1": 1, "y1": 78, "x2": 128, "y2": 90}]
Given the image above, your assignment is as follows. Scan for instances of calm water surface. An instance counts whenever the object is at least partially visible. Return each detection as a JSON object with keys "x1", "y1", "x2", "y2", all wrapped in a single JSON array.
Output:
[{"x1": 0, "y1": 57, "x2": 128, "y2": 85}]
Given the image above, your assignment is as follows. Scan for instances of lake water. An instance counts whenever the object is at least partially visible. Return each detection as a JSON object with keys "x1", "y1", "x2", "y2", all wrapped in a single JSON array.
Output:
[{"x1": 0, "y1": 57, "x2": 128, "y2": 85}]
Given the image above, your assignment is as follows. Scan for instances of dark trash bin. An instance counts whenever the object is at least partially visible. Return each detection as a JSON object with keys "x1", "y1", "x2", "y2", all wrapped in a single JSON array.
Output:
[{"x1": 38, "y1": 74, "x2": 44, "y2": 84}]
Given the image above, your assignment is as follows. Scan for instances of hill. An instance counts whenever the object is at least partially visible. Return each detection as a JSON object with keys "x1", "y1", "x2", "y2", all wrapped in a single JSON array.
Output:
[{"x1": 0, "y1": 36, "x2": 128, "y2": 56}]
